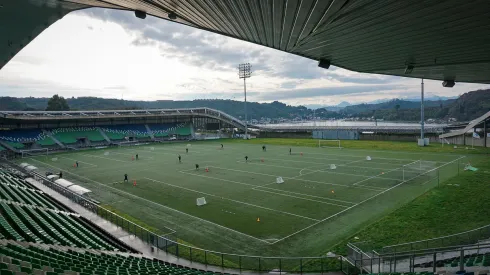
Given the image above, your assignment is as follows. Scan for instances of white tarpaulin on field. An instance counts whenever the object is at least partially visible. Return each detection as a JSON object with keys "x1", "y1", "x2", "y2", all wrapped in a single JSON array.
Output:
[
  {"x1": 68, "y1": 185, "x2": 91, "y2": 195},
  {"x1": 54, "y1": 179, "x2": 75, "y2": 188},
  {"x1": 25, "y1": 165, "x2": 38, "y2": 171},
  {"x1": 19, "y1": 163, "x2": 29, "y2": 168}
]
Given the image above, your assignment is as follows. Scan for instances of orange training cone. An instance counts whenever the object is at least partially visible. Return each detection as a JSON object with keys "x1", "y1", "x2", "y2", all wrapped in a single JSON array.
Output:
[
  {"x1": 261, "y1": 158, "x2": 264, "y2": 162},
  {"x1": 73, "y1": 164, "x2": 76, "y2": 168},
  {"x1": 205, "y1": 167, "x2": 209, "y2": 172},
  {"x1": 132, "y1": 156, "x2": 135, "y2": 161},
  {"x1": 133, "y1": 180, "x2": 137, "y2": 186}
]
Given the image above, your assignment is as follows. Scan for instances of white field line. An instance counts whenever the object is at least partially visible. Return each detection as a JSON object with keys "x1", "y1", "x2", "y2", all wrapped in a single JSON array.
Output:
[
  {"x1": 258, "y1": 186, "x2": 357, "y2": 204},
  {"x1": 290, "y1": 154, "x2": 414, "y2": 166},
  {"x1": 352, "y1": 165, "x2": 404, "y2": 186},
  {"x1": 79, "y1": 153, "x2": 130, "y2": 163},
  {"x1": 269, "y1": 172, "x2": 435, "y2": 244},
  {"x1": 269, "y1": 156, "x2": 467, "y2": 244},
  {"x1": 178, "y1": 171, "x2": 350, "y2": 208},
  {"x1": 144, "y1": 177, "x2": 320, "y2": 222},
  {"x1": 203, "y1": 165, "x2": 384, "y2": 192},
  {"x1": 28, "y1": 157, "x2": 272, "y2": 244},
  {"x1": 107, "y1": 151, "x2": 155, "y2": 160},
  {"x1": 239, "y1": 160, "x2": 399, "y2": 181},
  {"x1": 58, "y1": 157, "x2": 98, "y2": 167}
]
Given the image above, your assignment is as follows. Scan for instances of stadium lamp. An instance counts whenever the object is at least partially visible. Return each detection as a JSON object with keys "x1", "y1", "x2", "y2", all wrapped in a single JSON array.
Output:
[
  {"x1": 168, "y1": 12, "x2": 177, "y2": 20},
  {"x1": 135, "y1": 10, "x2": 146, "y2": 19},
  {"x1": 238, "y1": 63, "x2": 252, "y2": 139},
  {"x1": 442, "y1": 80, "x2": 455, "y2": 88}
]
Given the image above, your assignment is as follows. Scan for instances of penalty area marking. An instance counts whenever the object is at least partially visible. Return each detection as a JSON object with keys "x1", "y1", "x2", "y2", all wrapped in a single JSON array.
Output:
[{"x1": 27, "y1": 157, "x2": 273, "y2": 245}]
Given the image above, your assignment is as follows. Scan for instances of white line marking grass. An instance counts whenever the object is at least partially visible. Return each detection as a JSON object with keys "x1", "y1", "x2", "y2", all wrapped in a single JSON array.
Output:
[
  {"x1": 27, "y1": 157, "x2": 272, "y2": 244},
  {"x1": 267, "y1": 156, "x2": 466, "y2": 244},
  {"x1": 58, "y1": 157, "x2": 98, "y2": 167},
  {"x1": 203, "y1": 165, "x2": 385, "y2": 192},
  {"x1": 145, "y1": 177, "x2": 321, "y2": 221}
]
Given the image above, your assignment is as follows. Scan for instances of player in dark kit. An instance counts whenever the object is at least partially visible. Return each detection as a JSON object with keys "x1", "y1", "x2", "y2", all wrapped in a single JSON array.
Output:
[
  {"x1": 221, "y1": 144, "x2": 224, "y2": 149},
  {"x1": 178, "y1": 155, "x2": 182, "y2": 163},
  {"x1": 136, "y1": 154, "x2": 139, "y2": 160},
  {"x1": 245, "y1": 156, "x2": 249, "y2": 162},
  {"x1": 289, "y1": 148, "x2": 292, "y2": 155},
  {"x1": 186, "y1": 148, "x2": 189, "y2": 154},
  {"x1": 124, "y1": 173, "x2": 128, "y2": 183},
  {"x1": 76, "y1": 161, "x2": 79, "y2": 167},
  {"x1": 195, "y1": 164, "x2": 199, "y2": 170},
  {"x1": 262, "y1": 145, "x2": 266, "y2": 151},
  {"x1": 59, "y1": 171, "x2": 63, "y2": 179}
]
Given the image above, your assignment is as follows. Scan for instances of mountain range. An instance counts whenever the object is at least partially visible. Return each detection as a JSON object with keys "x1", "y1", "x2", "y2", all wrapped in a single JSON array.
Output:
[{"x1": 0, "y1": 90, "x2": 487, "y2": 122}]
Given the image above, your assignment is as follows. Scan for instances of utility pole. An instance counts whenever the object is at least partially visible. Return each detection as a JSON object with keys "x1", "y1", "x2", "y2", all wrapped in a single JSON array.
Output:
[{"x1": 421, "y1": 78, "x2": 425, "y2": 141}]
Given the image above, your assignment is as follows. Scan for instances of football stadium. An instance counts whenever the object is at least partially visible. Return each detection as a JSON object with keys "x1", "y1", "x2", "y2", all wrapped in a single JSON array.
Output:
[{"x1": 1, "y1": 1, "x2": 490, "y2": 275}]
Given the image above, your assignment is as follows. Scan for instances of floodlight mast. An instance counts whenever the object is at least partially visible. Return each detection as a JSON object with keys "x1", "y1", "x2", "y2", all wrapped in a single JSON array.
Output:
[{"x1": 238, "y1": 63, "x2": 252, "y2": 139}]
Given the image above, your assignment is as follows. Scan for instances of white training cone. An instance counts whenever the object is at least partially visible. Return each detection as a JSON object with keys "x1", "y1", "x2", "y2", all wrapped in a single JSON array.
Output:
[
  {"x1": 276, "y1": 177, "x2": 284, "y2": 184},
  {"x1": 366, "y1": 156, "x2": 372, "y2": 161},
  {"x1": 330, "y1": 164, "x2": 337, "y2": 170}
]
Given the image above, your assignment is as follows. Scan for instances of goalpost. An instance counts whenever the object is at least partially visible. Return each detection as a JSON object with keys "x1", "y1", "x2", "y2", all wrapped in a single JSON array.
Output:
[
  {"x1": 402, "y1": 160, "x2": 438, "y2": 181},
  {"x1": 318, "y1": 139, "x2": 342, "y2": 149},
  {"x1": 20, "y1": 148, "x2": 49, "y2": 158}
]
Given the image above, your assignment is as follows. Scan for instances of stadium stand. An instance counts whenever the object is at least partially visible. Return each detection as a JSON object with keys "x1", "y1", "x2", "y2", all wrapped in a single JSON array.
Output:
[
  {"x1": 0, "y1": 129, "x2": 55, "y2": 149},
  {"x1": 99, "y1": 125, "x2": 150, "y2": 139},
  {"x1": 0, "y1": 242, "x2": 227, "y2": 275},
  {"x1": 0, "y1": 169, "x2": 132, "y2": 254},
  {"x1": 51, "y1": 127, "x2": 106, "y2": 144},
  {"x1": 149, "y1": 123, "x2": 192, "y2": 137}
]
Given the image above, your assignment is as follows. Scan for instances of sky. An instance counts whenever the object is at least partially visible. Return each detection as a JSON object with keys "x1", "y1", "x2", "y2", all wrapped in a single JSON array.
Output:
[{"x1": 1, "y1": 8, "x2": 489, "y2": 107}]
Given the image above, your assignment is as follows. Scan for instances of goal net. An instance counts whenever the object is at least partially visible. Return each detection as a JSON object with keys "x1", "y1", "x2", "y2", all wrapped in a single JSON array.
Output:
[
  {"x1": 21, "y1": 148, "x2": 48, "y2": 158},
  {"x1": 318, "y1": 139, "x2": 342, "y2": 149},
  {"x1": 196, "y1": 197, "x2": 207, "y2": 206},
  {"x1": 402, "y1": 160, "x2": 438, "y2": 181}
]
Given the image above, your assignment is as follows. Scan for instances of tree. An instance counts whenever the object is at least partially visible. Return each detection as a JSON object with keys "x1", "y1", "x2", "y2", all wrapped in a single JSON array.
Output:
[{"x1": 46, "y1": 94, "x2": 70, "y2": 111}]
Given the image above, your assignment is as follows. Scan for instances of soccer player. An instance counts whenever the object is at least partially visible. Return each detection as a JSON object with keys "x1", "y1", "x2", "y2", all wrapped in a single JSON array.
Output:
[
  {"x1": 59, "y1": 171, "x2": 63, "y2": 179},
  {"x1": 186, "y1": 148, "x2": 189, "y2": 154},
  {"x1": 178, "y1": 155, "x2": 182, "y2": 163},
  {"x1": 262, "y1": 145, "x2": 266, "y2": 152},
  {"x1": 76, "y1": 161, "x2": 79, "y2": 168},
  {"x1": 245, "y1": 156, "x2": 248, "y2": 162},
  {"x1": 221, "y1": 144, "x2": 224, "y2": 149},
  {"x1": 124, "y1": 173, "x2": 128, "y2": 183},
  {"x1": 289, "y1": 148, "x2": 292, "y2": 155},
  {"x1": 195, "y1": 164, "x2": 199, "y2": 170},
  {"x1": 136, "y1": 154, "x2": 139, "y2": 160}
]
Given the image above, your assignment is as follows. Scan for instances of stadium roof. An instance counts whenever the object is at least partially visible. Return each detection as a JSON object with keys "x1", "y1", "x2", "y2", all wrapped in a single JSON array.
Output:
[
  {"x1": 439, "y1": 110, "x2": 490, "y2": 138},
  {"x1": 3, "y1": 0, "x2": 490, "y2": 84}
]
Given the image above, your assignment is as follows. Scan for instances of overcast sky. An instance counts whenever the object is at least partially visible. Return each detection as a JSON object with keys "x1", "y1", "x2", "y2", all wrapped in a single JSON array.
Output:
[{"x1": 1, "y1": 8, "x2": 489, "y2": 107}]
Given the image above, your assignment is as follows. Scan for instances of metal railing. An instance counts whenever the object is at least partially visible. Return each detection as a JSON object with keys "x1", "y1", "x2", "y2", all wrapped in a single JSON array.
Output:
[
  {"x1": 381, "y1": 224, "x2": 490, "y2": 255},
  {"x1": 351, "y1": 243, "x2": 490, "y2": 274},
  {"x1": 8, "y1": 162, "x2": 344, "y2": 273}
]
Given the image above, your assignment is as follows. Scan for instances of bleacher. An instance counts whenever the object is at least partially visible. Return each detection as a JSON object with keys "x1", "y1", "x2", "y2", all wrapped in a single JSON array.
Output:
[
  {"x1": 99, "y1": 125, "x2": 150, "y2": 140},
  {"x1": 0, "y1": 129, "x2": 54, "y2": 148},
  {"x1": 0, "y1": 167, "x2": 229, "y2": 275},
  {"x1": 150, "y1": 123, "x2": 192, "y2": 137},
  {"x1": 0, "y1": 170, "x2": 129, "y2": 252},
  {"x1": 51, "y1": 128, "x2": 105, "y2": 144}
]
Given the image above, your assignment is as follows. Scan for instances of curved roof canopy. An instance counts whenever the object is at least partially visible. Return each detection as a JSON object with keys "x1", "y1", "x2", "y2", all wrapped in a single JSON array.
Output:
[{"x1": 2, "y1": 0, "x2": 490, "y2": 84}]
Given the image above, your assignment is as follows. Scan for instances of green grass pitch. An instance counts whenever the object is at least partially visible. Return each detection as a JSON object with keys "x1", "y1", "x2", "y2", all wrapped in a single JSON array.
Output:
[{"x1": 21, "y1": 140, "x2": 467, "y2": 258}]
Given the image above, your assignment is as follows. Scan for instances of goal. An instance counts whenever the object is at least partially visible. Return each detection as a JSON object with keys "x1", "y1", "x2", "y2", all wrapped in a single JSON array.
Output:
[
  {"x1": 402, "y1": 160, "x2": 438, "y2": 181},
  {"x1": 318, "y1": 139, "x2": 342, "y2": 149},
  {"x1": 21, "y1": 148, "x2": 48, "y2": 158}
]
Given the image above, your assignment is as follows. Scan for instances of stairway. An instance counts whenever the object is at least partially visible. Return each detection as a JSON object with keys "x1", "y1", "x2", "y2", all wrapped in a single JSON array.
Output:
[
  {"x1": 145, "y1": 124, "x2": 155, "y2": 140},
  {"x1": 97, "y1": 127, "x2": 112, "y2": 144},
  {"x1": 42, "y1": 130, "x2": 65, "y2": 149}
]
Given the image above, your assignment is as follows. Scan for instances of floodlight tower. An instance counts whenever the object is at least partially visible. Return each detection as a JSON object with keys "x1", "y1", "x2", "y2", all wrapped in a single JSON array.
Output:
[{"x1": 238, "y1": 63, "x2": 252, "y2": 139}]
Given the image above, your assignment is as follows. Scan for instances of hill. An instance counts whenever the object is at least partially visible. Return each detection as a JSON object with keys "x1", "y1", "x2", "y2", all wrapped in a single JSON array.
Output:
[{"x1": 0, "y1": 89, "x2": 487, "y2": 122}]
